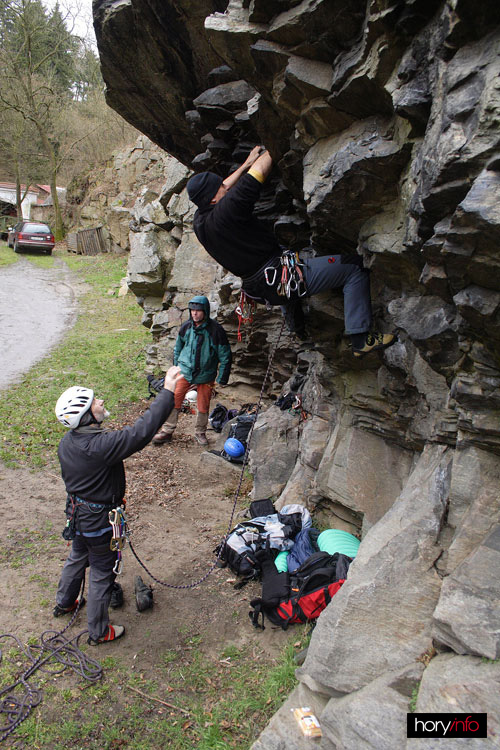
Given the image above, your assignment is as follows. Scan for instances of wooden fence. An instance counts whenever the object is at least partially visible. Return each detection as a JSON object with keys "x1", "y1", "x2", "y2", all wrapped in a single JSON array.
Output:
[{"x1": 67, "y1": 226, "x2": 107, "y2": 255}]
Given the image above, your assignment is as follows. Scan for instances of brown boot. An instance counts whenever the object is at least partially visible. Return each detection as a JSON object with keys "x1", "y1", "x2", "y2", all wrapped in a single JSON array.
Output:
[
  {"x1": 194, "y1": 411, "x2": 209, "y2": 446},
  {"x1": 152, "y1": 429, "x2": 172, "y2": 445},
  {"x1": 152, "y1": 409, "x2": 179, "y2": 445}
]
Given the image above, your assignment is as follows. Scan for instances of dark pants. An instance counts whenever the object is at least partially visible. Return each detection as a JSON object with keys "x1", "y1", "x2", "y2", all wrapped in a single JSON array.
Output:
[
  {"x1": 56, "y1": 531, "x2": 117, "y2": 640},
  {"x1": 243, "y1": 253, "x2": 372, "y2": 335}
]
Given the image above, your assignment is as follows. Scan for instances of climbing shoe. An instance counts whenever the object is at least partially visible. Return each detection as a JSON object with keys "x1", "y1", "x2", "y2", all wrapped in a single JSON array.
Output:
[
  {"x1": 135, "y1": 576, "x2": 154, "y2": 612},
  {"x1": 110, "y1": 582, "x2": 124, "y2": 609},
  {"x1": 195, "y1": 432, "x2": 209, "y2": 446},
  {"x1": 352, "y1": 332, "x2": 397, "y2": 358},
  {"x1": 53, "y1": 597, "x2": 85, "y2": 618},
  {"x1": 87, "y1": 624, "x2": 125, "y2": 646},
  {"x1": 152, "y1": 429, "x2": 172, "y2": 445}
]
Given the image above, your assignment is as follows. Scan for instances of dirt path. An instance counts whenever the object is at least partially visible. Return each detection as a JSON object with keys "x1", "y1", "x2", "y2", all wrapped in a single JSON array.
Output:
[
  {"x1": 0, "y1": 403, "x2": 289, "y2": 672},
  {"x1": 0, "y1": 259, "x2": 82, "y2": 391}
]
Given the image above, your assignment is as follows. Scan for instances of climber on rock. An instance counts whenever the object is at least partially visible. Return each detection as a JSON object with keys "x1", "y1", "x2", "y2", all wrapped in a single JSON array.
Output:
[{"x1": 186, "y1": 145, "x2": 396, "y2": 357}]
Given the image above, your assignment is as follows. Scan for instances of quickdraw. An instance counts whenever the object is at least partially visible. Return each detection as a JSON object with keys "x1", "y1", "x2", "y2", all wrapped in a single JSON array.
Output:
[
  {"x1": 235, "y1": 290, "x2": 256, "y2": 341},
  {"x1": 109, "y1": 506, "x2": 128, "y2": 574},
  {"x1": 288, "y1": 393, "x2": 308, "y2": 422},
  {"x1": 274, "y1": 251, "x2": 307, "y2": 299}
]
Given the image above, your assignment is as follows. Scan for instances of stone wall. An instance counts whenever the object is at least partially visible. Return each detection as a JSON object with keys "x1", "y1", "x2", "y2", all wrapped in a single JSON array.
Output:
[{"x1": 93, "y1": 1, "x2": 500, "y2": 746}]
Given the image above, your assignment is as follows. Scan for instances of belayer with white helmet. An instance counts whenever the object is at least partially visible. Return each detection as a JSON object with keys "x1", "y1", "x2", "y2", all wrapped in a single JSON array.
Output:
[
  {"x1": 152, "y1": 295, "x2": 232, "y2": 447},
  {"x1": 53, "y1": 365, "x2": 181, "y2": 645}
]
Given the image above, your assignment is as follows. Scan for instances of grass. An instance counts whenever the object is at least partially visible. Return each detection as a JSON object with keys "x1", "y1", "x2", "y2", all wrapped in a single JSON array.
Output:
[
  {"x1": 0, "y1": 245, "x2": 150, "y2": 467},
  {"x1": 409, "y1": 684, "x2": 420, "y2": 713},
  {"x1": 0, "y1": 242, "x2": 304, "y2": 749},
  {"x1": 0, "y1": 241, "x2": 19, "y2": 266},
  {"x1": 13, "y1": 634, "x2": 305, "y2": 749}
]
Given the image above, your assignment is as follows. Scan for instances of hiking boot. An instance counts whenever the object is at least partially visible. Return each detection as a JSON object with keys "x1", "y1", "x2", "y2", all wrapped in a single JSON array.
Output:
[
  {"x1": 87, "y1": 624, "x2": 125, "y2": 646},
  {"x1": 152, "y1": 429, "x2": 172, "y2": 445},
  {"x1": 53, "y1": 597, "x2": 85, "y2": 618},
  {"x1": 135, "y1": 576, "x2": 154, "y2": 612},
  {"x1": 194, "y1": 432, "x2": 209, "y2": 446},
  {"x1": 352, "y1": 332, "x2": 397, "y2": 358},
  {"x1": 110, "y1": 582, "x2": 124, "y2": 609}
]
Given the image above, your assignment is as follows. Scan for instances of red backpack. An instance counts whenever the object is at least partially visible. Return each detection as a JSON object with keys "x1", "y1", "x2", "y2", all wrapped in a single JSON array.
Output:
[{"x1": 249, "y1": 546, "x2": 350, "y2": 630}]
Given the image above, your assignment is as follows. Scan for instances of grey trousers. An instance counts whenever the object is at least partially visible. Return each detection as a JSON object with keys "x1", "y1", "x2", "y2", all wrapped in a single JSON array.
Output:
[
  {"x1": 245, "y1": 252, "x2": 373, "y2": 335},
  {"x1": 302, "y1": 253, "x2": 372, "y2": 334},
  {"x1": 56, "y1": 531, "x2": 117, "y2": 640}
]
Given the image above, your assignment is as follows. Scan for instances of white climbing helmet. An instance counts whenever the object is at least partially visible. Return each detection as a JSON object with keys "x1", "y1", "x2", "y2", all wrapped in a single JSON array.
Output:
[
  {"x1": 186, "y1": 389, "x2": 198, "y2": 403},
  {"x1": 55, "y1": 386, "x2": 94, "y2": 429}
]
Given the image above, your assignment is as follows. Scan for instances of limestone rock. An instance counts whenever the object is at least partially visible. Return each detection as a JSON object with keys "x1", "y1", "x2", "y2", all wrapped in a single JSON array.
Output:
[
  {"x1": 297, "y1": 445, "x2": 449, "y2": 694},
  {"x1": 249, "y1": 407, "x2": 299, "y2": 500},
  {"x1": 315, "y1": 423, "x2": 414, "y2": 530},
  {"x1": 90, "y1": 1, "x2": 500, "y2": 743},
  {"x1": 408, "y1": 653, "x2": 500, "y2": 749},
  {"x1": 321, "y1": 663, "x2": 424, "y2": 750},
  {"x1": 433, "y1": 524, "x2": 500, "y2": 659}
]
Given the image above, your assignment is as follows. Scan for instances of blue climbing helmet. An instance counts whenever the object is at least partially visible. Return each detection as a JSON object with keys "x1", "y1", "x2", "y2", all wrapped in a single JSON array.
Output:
[{"x1": 224, "y1": 437, "x2": 245, "y2": 458}]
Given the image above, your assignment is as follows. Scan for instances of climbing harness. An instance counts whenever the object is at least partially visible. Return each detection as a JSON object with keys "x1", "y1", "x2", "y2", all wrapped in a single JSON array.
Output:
[
  {"x1": 237, "y1": 250, "x2": 306, "y2": 338},
  {"x1": 127, "y1": 316, "x2": 287, "y2": 591},
  {"x1": 109, "y1": 506, "x2": 128, "y2": 574},
  {"x1": 1, "y1": 319, "x2": 288, "y2": 742},
  {"x1": 235, "y1": 290, "x2": 256, "y2": 341},
  {"x1": 273, "y1": 251, "x2": 307, "y2": 299}
]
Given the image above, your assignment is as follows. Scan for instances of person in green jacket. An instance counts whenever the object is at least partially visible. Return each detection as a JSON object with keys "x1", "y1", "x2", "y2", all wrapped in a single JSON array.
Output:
[{"x1": 153, "y1": 295, "x2": 232, "y2": 446}]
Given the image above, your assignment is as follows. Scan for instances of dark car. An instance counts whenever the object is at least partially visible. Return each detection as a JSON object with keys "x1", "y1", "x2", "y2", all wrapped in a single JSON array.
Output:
[{"x1": 8, "y1": 221, "x2": 55, "y2": 255}]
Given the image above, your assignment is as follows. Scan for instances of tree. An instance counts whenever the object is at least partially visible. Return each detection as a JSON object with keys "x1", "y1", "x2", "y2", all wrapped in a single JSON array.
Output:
[
  {"x1": 0, "y1": 0, "x2": 142, "y2": 234},
  {"x1": 0, "y1": 0, "x2": 77, "y2": 238},
  {"x1": 0, "y1": 105, "x2": 45, "y2": 216}
]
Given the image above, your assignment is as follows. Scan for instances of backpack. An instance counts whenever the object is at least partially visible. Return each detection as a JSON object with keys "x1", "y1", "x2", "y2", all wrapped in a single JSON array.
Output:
[
  {"x1": 227, "y1": 414, "x2": 256, "y2": 445},
  {"x1": 146, "y1": 373, "x2": 164, "y2": 399},
  {"x1": 215, "y1": 504, "x2": 312, "y2": 583},
  {"x1": 249, "y1": 545, "x2": 351, "y2": 630},
  {"x1": 209, "y1": 404, "x2": 239, "y2": 432},
  {"x1": 215, "y1": 413, "x2": 257, "y2": 464},
  {"x1": 214, "y1": 518, "x2": 268, "y2": 582}
]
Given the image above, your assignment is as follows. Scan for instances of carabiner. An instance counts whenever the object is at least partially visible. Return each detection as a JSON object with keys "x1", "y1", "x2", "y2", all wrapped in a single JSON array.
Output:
[{"x1": 264, "y1": 267, "x2": 277, "y2": 286}]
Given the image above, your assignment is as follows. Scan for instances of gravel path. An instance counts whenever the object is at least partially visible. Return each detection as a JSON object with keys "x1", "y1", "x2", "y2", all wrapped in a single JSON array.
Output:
[{"x1": 0, "y1": 259, "x2": 79, "y2": 391}]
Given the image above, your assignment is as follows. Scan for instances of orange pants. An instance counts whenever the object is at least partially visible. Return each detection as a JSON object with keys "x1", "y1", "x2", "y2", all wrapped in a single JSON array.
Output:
[{"x1": 173, "y1": 377, "x2": 214, "y2": 413}]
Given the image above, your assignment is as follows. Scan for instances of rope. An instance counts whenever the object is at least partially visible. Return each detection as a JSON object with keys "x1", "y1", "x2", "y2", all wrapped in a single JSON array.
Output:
[
  {"x1": 0, "y1": 583, "x2": 103, "y2": 742},
  {"x1": 128, "y1": 316, "x2": 287, "y2": 590},
  {"x1": 0, "y1": 316, "x2": 286, "y2": 740}
]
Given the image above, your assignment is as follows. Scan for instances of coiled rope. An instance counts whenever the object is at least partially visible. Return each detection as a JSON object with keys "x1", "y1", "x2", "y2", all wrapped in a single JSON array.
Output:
[
  {"x1": 0, "y1": 317, "x2": 285, "y2": 741},
  {"x1": 0, "y1": 584, "x2": 102, "y2": 742}
]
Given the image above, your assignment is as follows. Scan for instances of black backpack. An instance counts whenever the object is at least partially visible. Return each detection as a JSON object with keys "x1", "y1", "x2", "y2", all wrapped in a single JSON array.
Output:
[
  {"x1": 227, "y1": 414, "x2": 256, "y2": 445},
  {"x1": 249, "y1": 544, "x2": 351, "y2": 630},
  {"x1": 146, "y1": 374, "x2": 164, "y2": 398},
  {"x1": 209, "y1": 404, "x2": 239, "y2": 432},
  {"x1": 214, "y1": 518, "x2": 269, "y2": 582}
]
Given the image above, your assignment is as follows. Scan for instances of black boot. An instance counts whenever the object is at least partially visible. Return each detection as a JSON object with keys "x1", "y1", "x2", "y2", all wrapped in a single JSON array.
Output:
[{"x1": 110, "y1": 582, "x2": 124, "y2": 609}]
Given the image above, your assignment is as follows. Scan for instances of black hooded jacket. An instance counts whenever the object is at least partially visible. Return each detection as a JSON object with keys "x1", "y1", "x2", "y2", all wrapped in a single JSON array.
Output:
[
  {"x1": 58, "y1": 388, "x2": 174, "y2": 506},
  {"x1": 193, "y1": 173, "x2": 280, "y2": 277}
]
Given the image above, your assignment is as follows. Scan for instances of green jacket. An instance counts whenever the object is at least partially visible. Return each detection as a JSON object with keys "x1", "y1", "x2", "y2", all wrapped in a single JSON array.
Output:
[{"x1": 174, "y1": 296, "x2": 232, "y2": 385}]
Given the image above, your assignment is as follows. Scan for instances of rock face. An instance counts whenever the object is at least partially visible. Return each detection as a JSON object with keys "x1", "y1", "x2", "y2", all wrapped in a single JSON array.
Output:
[{"x1": 93, "y1": 1, "x2": 500, "y2": 746}]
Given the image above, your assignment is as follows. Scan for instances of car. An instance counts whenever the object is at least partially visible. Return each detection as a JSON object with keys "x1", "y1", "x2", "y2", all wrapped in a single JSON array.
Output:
[
  {"x1": 8, "y1": 221, "x2": 55, "y2": 255},
  {"x1": 7, "y1": 221, "x2": 21, "y2": 248}
]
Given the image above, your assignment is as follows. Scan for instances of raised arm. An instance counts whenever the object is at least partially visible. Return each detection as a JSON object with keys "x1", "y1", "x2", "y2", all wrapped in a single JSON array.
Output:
[{"x1": 222, "y1": 146, "x2": 272, "y2": 191}]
